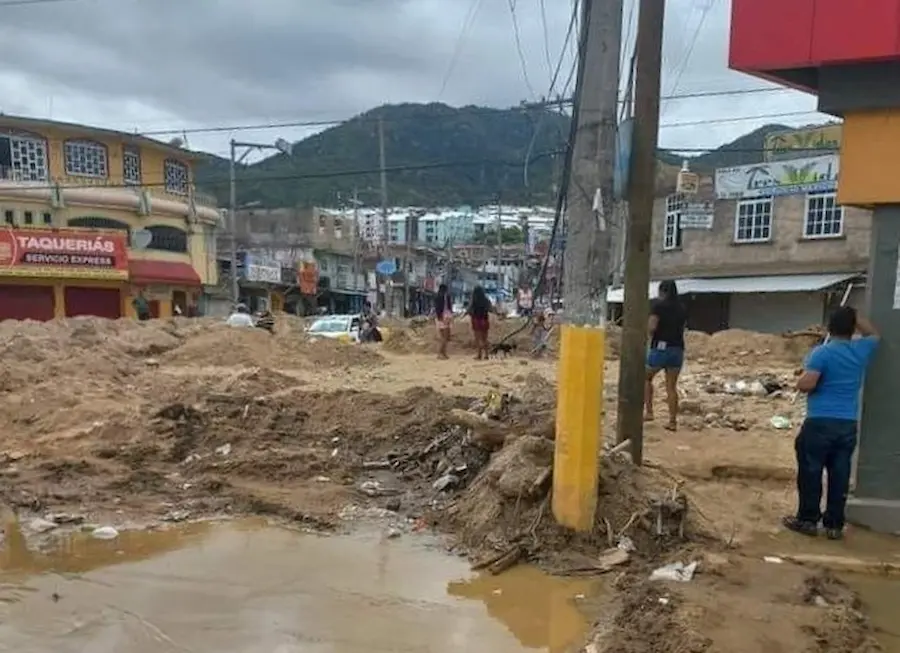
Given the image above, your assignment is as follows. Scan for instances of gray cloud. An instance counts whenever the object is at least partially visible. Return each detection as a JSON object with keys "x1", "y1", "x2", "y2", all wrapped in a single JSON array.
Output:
[{"x1": 0, "y1": 0, "x2": 826, "y2": 157}]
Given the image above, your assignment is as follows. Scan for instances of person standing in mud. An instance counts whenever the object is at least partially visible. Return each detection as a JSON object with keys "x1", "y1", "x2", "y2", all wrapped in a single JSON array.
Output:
[
  {"x1": 132, "y1": 290, "x2": 151, "y2": 321},
  {"x1": 467, "y1": 285, "x2": 494, "y2": 360},
  {"x1": 644, "y1": 280, "x2": 687, "y2": 431},
  {"x1": 434, "y1": 283, "x2": 453, "y2": 360},
  {"x1": 785, "y1": 307, "x2": 878, "y2": 540}
]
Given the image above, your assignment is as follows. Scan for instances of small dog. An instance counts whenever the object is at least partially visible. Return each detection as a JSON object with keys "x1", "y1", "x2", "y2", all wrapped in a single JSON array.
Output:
[{"x1": 489, "y1": 342, "x2": 517, "y2": 358}]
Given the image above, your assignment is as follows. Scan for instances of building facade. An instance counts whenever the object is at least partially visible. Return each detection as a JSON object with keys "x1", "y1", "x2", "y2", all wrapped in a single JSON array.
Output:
[
  {"x1": 613, "y1": 153, "x2": 869, "y2": 334},
  {"x1": 0, "y1": 115, "x2": 219, "y2": 320}
]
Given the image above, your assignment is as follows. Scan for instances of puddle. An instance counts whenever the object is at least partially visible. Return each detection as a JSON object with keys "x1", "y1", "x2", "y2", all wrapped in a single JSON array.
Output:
[
  {"x1": 846, "y1": 575, "x2": 900, "y2": 653},
  {"x1": 0, "y1": 519, "x2": 593, "y2": 652}
]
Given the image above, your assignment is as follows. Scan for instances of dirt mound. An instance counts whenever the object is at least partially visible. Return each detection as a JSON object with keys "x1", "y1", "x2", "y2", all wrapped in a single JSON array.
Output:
[
  {"x1": 164, "y1": 323, "x2": 383, "y2": 369},
  {"x1": 689, "y1": 329, "x2": 809, "y2": 366}
]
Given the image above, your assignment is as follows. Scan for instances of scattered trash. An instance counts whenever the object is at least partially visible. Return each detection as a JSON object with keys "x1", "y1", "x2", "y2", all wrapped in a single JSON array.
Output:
[
  {"x1": 162, "y1": 510, "x2": 191, "y2": 522},
  {"x1": 26, "y1": 517, "x2": 57, "y2": 534},
  {"x1": 386, "y1": 527, "x2": 402, "y2": 539},
  {"x1": 763, "y1": 556, "x2": 784, "y2": 564},
  {"x1": 91, "y1": 526, "x2": 119, "y2": 540},
  {"x1": 649, "y1": 561, "x2": 698, "y2": 582},
  {"x1": 658, "y1": 597, "x2": 670, "y2": 605},
  {"x1": 617, "y1": 536, "x2": 636, "y2": 552},
  {"x1": 215, "y1": 443, "x2": 232, "y2": 456},
  {"x1": 813, "y1": 595, "x2": 829, "y2": 607},
  {"x1": 433, "y1": 474, "x2": 459, "y2": 492},
  {"x1": 769, "y1": 416, "x2": 792, "y2": 430},
  {"x1": 359, "y1": 480, "x2": 386, "y2": 497}
]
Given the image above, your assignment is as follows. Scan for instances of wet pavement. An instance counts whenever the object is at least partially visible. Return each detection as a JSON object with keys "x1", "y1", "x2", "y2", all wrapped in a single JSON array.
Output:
[{"x1": 0, "y1": 519, "x2": 596, "y2": 652}]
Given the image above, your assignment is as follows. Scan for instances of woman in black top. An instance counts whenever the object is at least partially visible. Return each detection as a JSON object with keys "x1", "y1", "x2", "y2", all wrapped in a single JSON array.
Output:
[
  {"x1": 645, "y1": 279, "x2": 688, "y2": 431},
  {"x1": 467, "y1": 286, "x2": 493, "y2": 360}
]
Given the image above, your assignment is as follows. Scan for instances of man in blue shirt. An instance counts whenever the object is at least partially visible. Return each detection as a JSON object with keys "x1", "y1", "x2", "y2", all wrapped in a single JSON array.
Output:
[{"x1": 784, "y1": 307, "x2": 879, "y2": 540}]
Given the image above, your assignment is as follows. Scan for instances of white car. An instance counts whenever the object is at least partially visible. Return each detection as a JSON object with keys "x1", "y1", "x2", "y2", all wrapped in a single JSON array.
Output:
[{"x1": 307, "y1": 314, "x2": 361, "y2": 343}]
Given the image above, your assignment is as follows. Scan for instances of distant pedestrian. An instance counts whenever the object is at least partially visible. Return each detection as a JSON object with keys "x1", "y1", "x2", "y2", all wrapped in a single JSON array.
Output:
[
  {"x1": 467, "y1": 285, "x2": 494, "y2": 360},
  {"x1": 132, "y1": 290, "x2": 151, "y2": 321},
  {"x1": 434, "y1": 284, "x2": 453, "y2": 360},
  {"x1": 645, "y1": 280, "x2": 687, "y2": 431},
  {"x1": 784, "y1": 307, "x2": 879, "y2": 540}
]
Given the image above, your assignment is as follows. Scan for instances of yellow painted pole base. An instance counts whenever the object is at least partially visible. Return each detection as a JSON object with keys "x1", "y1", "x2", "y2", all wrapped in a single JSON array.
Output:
[{"x1": 553, "y1": 323, "x2": 605, "y2": 531}]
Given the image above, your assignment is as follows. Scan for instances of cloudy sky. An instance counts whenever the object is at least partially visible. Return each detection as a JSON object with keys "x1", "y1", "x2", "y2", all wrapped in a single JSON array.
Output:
[{"x1": 0, "y1": 0, "x2": 828, "y2": 160}]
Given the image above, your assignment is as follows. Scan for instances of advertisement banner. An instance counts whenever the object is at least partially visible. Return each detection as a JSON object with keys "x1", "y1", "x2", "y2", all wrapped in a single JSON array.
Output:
[
  {"x1": 715, "y1": 155, "x2": 839, "y2": 200},
  {"x1": 297, "y1": 261, "x2": 318, "y2": 295},
  {"x1": 680, "y1": 201, "x2": 715, "y2": 229},
  {"x1": 243, "y1": 255, "x2": 281, "y2": 283},
  {"x1": 0, "y1": 228, "x2": 128, "y2": 279},
  {"x1": 764, "y1": 125, "x2": 841, "y2": 162}
]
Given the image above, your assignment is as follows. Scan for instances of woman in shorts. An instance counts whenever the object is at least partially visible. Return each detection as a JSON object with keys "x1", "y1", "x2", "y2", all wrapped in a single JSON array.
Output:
[{"x1": 434, "y1": 283, "x2": 453, "y2": 359}]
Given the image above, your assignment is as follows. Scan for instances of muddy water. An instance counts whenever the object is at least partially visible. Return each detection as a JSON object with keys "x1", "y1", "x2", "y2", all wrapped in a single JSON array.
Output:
[
  {"x1": 0, "y1": 520, "x2": 595, "y2": 652},
  {"x1": 752, "y1": 528, "x2": 900, "y2": 653}
]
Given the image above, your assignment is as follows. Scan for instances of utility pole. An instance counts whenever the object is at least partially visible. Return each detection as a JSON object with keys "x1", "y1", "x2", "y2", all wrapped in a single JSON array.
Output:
[
  {"x1": 495, "y1": 200, "x2": 503, "y2": 294},
  {"x1": 378, "y1": 116, "x2": 389, "y2": 313},
  {"x1": 616, "y1": 0, "x2": 666, "y2": 466},
  {"x1": 228, "y1": 139, "x2": 239, "y2": 305},
  {"x1": 552, "y1": 0, "x2": 623, "y2": 532},
  {"x1": 403, "y1": 212, "x2": 413, "y2": 316},
  {"x1": 352, "y1": 187, "x2": 361, "y2": 283}
]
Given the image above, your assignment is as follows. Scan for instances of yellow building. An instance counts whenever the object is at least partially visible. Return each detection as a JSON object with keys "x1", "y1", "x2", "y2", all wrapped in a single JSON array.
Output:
[{"x1": 0, "y1": 115, "x2": 220, "y2": 320}]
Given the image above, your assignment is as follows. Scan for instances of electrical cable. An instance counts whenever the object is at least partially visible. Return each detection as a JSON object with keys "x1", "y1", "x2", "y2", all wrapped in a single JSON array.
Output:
[
  {"x1": 135, "y1": 90, "x2": 813, "y2": 138},
  {"x1": 538, "y1": 0, "x2": 553, "y2": 81},
  {"x1": 506, "y1": 0, "x2": 537, "y2": 98},
  {"x1": 663, "y1": 0, "x2": 718, "y2": 117},
  {"x1": 0, "y1": 0, "x2": 72, "y2": 5},
  {"x1": 437, "y1": 0, "x2": 486, "y2": 98},
  {"x1": 497, "y1": 0, "x2": 589, "y2": 345}
]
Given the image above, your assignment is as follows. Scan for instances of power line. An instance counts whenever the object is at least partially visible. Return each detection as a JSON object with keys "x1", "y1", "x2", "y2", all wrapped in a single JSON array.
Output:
[
  {"x1": 437, "y1": 0, "x2": 486, "y2": 98},
  {"x1": 506, "y1": 0, "x2": 537, "y2": 98},
  {"x1": 665, "y1": 0, "x2": 718, "y2": 112},
  {"x1": 0, "y1": 0, "x2": 73, "y2": 5},
  {"x1": 136, "y1": 106, "x2": 825, "y2": 139},
  {"x1": 538, "y1": 0, "x2": 553, "y2": 81}
]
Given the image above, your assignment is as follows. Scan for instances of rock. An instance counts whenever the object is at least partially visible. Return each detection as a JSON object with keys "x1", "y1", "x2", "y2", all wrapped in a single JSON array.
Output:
[
  {"x1": 27, "y1": 517, "x2": 58, "y2": 534},
  {"x1": 433, "y1": 474, "x2": 459, "y2": 492},
  {"x1": 91, "y1": 526, "x2": 119, "y2": 540},
  {"x1": 385, "y1": 497, "x2": 401, "y2": 512},
  {"x1": 386, "y1": 527, "x2": 402, "y2": 539},
  {"x1": 145, "y1": 358, "x2": 160, "y2": 367}
]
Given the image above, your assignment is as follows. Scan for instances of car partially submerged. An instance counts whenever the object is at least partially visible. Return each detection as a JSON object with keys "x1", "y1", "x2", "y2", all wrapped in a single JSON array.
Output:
[{"x1": 306, "y1": 314, "x2": 361, "y2": 342}]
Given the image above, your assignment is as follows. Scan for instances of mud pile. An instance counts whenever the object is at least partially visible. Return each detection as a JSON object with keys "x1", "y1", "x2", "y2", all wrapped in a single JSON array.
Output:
[{"x1": 164, "y1": 322, "x2": 383, "y2": 369}]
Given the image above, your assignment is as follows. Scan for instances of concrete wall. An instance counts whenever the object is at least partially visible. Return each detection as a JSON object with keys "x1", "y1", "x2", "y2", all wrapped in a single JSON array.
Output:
[{"x1": 650, "y1": 194, "x2": 872, "y2": 278}]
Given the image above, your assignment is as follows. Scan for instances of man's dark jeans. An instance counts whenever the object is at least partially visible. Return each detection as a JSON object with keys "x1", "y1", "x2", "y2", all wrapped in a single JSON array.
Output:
[{"x1": 795, "y1": 417, "x2": 858, "y2": 530}]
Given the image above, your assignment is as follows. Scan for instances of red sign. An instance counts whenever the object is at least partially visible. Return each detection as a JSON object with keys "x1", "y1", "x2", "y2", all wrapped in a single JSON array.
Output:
[
  {"x1": 0, "y1": 228, "x2": 129, "y2": 279},
  {"x1": 297, "y1": 261, "x2": 318, "y2": 295}
]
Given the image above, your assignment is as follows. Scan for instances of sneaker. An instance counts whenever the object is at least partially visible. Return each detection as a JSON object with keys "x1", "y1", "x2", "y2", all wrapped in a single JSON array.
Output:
[
  {"x1": 782, "y1": 516, "x2": 818, "y2": 537},
  {"x1": 825, "y1": 528, "x2": 843, "y2": 541}
]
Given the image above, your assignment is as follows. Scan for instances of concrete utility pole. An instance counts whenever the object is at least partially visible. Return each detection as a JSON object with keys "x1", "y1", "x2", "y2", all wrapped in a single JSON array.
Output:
[
  {"x1": 378, "y1": 117, "x2": 389, "y2": 312},
  {"x1": 228, "y1": 137, "x2": 291, "y2": 305},
  {"x1": 403, "y1": 212, "x2": 413, "y2": 316},
  {"x1": 552, "y1": 0, "x2": 623, "y2": 532},
  {"x1": 616, "y1": 0, "x2": 666, "y2": 466},
  {"x1": 495, "y1": 201, "x2": 503, "y2": 292}
]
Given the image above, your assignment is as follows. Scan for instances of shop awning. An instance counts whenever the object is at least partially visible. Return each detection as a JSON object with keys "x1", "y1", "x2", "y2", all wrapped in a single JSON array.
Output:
[
  {"x1": 607, "y1": 273, "x2": 860, "y2": 303},
  {"x1": 129, "y1": 260, "x2": 202, "y2": 286}
]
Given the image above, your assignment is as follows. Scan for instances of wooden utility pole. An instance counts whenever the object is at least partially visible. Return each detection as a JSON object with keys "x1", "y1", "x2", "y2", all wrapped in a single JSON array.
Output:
[
  {"x1": 552, "y1": 0, "x2": 623, "y2": 532},
  {"x1": 378, "y1": 117, "x2": 389, "y2": 313},
  {"x1": 616, "y1": 0, "x2": 666, "y2": 466}
]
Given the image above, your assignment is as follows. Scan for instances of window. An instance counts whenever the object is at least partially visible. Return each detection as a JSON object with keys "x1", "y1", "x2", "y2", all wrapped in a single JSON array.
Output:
[
  {"x1": 334, "y1": 218, "x2": 343, "y2": 239},
  {"x1": 0, "y1": 133, "x2": 49, "y2": 181},
  {"x1": 4, "y1": 210, "x2": 14, "y2": 226},
  {"x1": 42, "y1": 212, "x2": 52, "y2": 225},
  {"x1": 804, "y1": 192, "x2": 843, "y2": 239},
  {"x1": 164, "y1": 159, "x2": 188, "y2": 194},
  {"x1": 64, "y1": 140, "x2": 108, "y2": 178},
  {"x1": 734, "y1": 198, "x2": 773, "y2": 243},
  {"x1": 23, "y1": 211, "x2": 33, "y2": 225},
  {"x1": 68, "y1": 216, "x2": 131, "y2": 241},
  {"x1": 662, "y1": 194, "x2": 683, "y2": 251},
  {"x1": 123, "y1": 146, "x2": 141, "y2": 185},
  {"x1": 147, "y1": 225, "x2": 188, "y2": 253}
]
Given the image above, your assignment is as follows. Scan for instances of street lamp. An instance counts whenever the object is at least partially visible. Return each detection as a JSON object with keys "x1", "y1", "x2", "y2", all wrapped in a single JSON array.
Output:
[{"x1": 229, "y1": 138, "x2": 292, "y2": 303}]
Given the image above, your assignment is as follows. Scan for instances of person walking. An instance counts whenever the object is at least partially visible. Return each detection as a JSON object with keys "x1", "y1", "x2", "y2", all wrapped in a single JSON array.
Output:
[
  {"x1": 467, "y1": 285, "x2": 494, "y2": 360},
  {"x1": 783, "y1": 307, "x2": 879, "y2": 540},
  {"x1": 434, "y1": 283, "x2": 453, "y2": 360},
  {"x1": 132, "y1": 290, "x2": 151, "y2": 321},
  {"x1": 644, "y1": 280, "x2": 687, "y2": 431}
]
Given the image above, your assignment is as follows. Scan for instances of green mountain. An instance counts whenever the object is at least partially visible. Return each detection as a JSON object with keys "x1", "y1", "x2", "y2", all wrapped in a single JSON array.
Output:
[{"x1": 192, "y1": 103, "x2": 796, "y2": 208}]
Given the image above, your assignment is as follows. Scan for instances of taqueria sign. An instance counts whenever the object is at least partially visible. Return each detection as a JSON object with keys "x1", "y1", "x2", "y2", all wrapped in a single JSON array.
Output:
[{"x1": 0, "y1": 228, "x2": 129, "y2": 279}]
